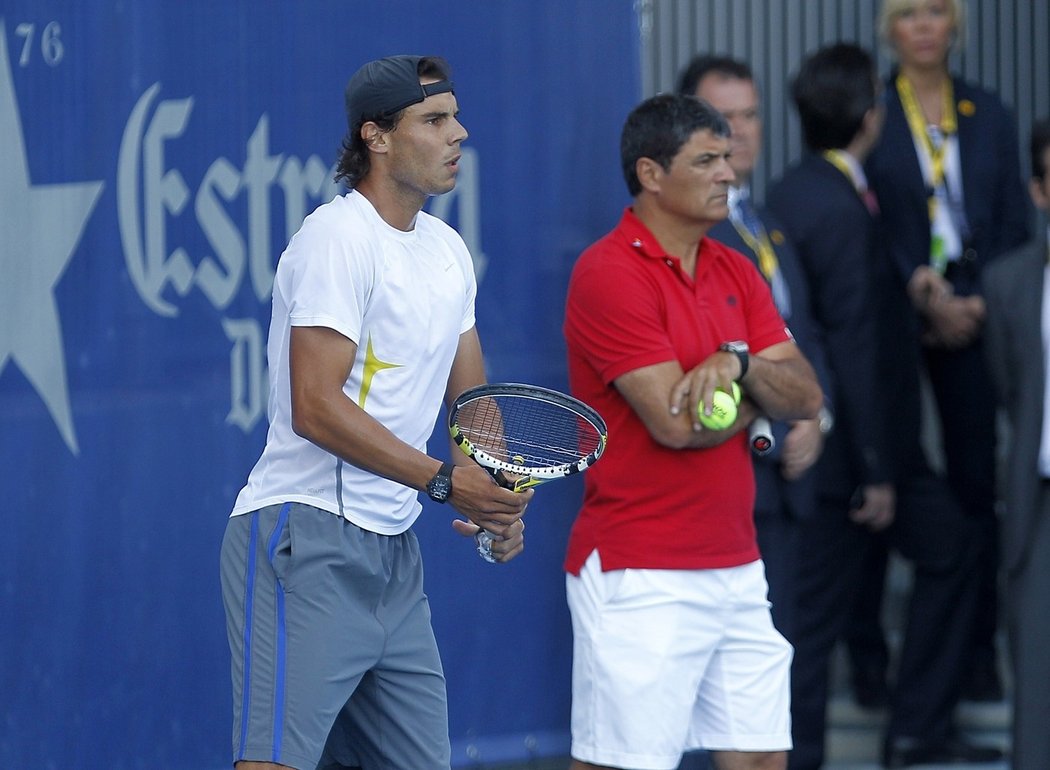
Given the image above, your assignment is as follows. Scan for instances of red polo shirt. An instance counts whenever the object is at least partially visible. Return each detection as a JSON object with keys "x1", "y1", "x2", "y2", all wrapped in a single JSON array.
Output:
[{"x1": 563, "y1": 208, "x2": 791, "y2": 573}]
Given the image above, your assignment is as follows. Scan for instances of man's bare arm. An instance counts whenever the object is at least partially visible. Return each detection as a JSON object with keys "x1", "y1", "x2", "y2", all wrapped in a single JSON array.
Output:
[
  {"x1": 615, "y1": 340, "x2": 821, "y2": 450},
  {"x1": 288, "y1": 325, "x2": 529, "y2": 538}
]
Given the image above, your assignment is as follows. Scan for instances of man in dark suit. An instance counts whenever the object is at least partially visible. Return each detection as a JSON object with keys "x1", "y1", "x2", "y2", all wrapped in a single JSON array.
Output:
[
  {"x1": 677, "y1": 55, "x2": 830, "y2": 647},
  {"x1": 983, "y1": 117, "x2": 1050, "y2": 770},
  {"x1": 767, "y1": 43, "x2": 996, "y2": 769}
]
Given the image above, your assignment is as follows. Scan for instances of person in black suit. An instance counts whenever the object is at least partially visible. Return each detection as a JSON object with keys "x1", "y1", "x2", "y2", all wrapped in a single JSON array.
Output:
[
  {"x1": 983, "y1": 118, "x2": 1050, "y2": 770},
  {"x1": 677, "y1": 56, "x2": 831, "y2": 647},
  {"x1": 767, "y1": 43, "x2": 997, "y2": 769},
  {"x1": 866, "y1": 0, "x2": 1030, "y2": 702}
]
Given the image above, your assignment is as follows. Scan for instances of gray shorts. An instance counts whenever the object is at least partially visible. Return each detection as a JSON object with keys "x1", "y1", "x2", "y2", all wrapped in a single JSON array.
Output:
[{"x1": 220, "y1": 502, "x2": 450, "y2": 770}]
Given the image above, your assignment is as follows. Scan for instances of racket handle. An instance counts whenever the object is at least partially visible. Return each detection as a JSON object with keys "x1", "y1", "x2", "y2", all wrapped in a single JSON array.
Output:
[
  {"x1": 475, "y1": 463, "x2": 515, "y2": 490},
  {"x1": 486, "y1": 466, "x2": 539, "y2": 493},
  {"x1": 749, "y1": 416, "x2": 775, "y2": 456},
  {"x1": 475, "y1": 529, "x2": 499, "y2": 563},
  {"x1": 490, "y1": 468, "x2": 515, "y2": 489}
]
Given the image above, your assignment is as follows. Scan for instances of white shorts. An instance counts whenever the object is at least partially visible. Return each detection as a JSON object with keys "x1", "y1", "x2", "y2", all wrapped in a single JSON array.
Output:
[{"x1": 566, "y1": 550, "x2": 792, "y2": 770}]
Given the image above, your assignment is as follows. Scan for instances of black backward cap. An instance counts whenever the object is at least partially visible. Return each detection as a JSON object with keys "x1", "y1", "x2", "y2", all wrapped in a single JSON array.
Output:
[{"x1": 344, "y1": 55, "x2": 454, "y2": 131}]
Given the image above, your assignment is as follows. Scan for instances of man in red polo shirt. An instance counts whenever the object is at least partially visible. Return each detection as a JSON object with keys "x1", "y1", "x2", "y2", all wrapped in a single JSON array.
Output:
[{"x1": 563, "y1": 94, "x2": 822, "y2": 770}]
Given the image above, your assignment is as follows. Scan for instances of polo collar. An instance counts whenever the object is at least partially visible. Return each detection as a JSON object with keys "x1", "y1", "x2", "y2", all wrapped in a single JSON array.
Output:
[{"x1": 616, "y1": 207, "x2": 672, "y2": 261}]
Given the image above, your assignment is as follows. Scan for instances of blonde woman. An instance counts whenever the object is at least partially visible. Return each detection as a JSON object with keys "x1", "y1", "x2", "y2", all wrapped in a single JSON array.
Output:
[{"x1": 866, "y1": 0, "x2": 1027, "y2": 726}]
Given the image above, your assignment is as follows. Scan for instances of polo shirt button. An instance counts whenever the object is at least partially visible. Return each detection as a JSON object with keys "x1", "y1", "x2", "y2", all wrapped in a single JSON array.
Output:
[{"x1": 666, "y1": 259, "x2": 673, "y2": 266}]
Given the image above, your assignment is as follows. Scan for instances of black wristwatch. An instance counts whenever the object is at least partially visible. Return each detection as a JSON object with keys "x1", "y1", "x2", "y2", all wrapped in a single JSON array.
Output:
[
  {"x1": 425, "y1": 462, "x2": 455, "y2": 503},
  {"x1": 719, "y1": 340, "x2": 750, "y2": 379}
]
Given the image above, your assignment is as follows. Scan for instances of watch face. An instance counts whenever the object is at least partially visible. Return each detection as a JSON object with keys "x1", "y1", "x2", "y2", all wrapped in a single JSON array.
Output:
[{"x1": 427, "y1": 469, "x2": 453, "y2": 502}]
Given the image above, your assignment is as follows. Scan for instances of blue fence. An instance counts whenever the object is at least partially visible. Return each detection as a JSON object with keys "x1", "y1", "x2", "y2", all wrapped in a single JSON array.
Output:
[{"x1": 0, "y1": 3, "x2": 641, "y2": 767}]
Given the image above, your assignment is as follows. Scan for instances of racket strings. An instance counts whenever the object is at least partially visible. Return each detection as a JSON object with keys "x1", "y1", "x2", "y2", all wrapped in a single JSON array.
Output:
[{"x1": 459, "y1": 397, "x2": 602, "y2": 469}]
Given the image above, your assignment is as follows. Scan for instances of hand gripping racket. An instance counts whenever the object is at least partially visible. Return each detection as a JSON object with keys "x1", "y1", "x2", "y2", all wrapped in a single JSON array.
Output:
[{"x1": 448, "y1": 382, "x2": 608, "y2": 561}]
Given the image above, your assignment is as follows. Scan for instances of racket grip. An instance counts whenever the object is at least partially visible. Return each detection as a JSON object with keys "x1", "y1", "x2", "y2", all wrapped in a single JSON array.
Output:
[
  {"x1": 749, "y1": 416, "x2": 775, "y2": 456},
  {"x1": 487, "y1": 466, "x2": 535, "y2": 493},
  {"x1": 491, "y1": 468, "x2": 515, "y2": 490},
  {"x1": 475, "y1": 529, "x2": 499, "y2": 563}
]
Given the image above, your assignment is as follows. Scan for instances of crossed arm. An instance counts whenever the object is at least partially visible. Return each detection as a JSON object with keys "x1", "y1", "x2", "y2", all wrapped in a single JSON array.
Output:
[{"x1": 614, "y1": 340, "x2": 823, "y2": 450}]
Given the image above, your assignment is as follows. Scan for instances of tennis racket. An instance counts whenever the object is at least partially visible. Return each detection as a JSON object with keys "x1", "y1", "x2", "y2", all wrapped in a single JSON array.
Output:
[
  {"x1": 748, "y1": 415, "x2": 775, "y2": 456},
  {"x1": 448, "y1": 382, "x2": 608, "y2": 561}
]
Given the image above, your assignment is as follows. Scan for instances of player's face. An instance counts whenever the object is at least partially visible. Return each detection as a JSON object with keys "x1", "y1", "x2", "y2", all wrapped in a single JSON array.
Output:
[
  {"x1": 385, "y1": 82, "x2": 468, "y2": 199},
  {"x1": 657, "y1": 129, "x2": 733, "y2": 225},
  {"x1": 890, "y1": 0, "x2": 955, "y2": 70},
  {"x1": 695, "y1": 75, "x2": 761, "y2": 186}
]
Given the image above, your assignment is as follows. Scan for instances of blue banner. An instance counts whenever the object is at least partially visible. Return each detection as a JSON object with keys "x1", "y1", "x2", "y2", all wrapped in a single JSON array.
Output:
[{"x1": 0, "y1": 3, "x2": 640, "y2": 767}]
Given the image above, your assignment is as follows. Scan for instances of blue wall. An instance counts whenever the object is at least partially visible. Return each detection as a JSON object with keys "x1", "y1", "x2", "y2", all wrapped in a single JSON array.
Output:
[{"x1": 0, "y1": 3, "x2": 641, "y2": 767}]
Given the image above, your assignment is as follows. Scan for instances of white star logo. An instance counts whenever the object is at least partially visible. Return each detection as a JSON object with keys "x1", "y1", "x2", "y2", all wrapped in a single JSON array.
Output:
[{"x1": 0, "y1": 21, "x2": 103, "y2": 454}]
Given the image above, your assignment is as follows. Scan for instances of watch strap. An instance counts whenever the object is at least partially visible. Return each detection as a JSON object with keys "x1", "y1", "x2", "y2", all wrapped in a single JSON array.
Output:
[{"x1": 720, "y1": 341, "x2": 750, "y2": 379}]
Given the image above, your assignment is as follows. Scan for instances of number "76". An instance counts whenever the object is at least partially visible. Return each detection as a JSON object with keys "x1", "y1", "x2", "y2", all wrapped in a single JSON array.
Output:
[{"x1": 15, "y1": 21, "x2": 65, "y2": 67}]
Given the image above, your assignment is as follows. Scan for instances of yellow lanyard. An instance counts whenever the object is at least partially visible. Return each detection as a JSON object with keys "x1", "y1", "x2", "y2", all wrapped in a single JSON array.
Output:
[
  {"x1": 731, "y1": 203, "x2": 779, "y2": 282},
  {"x1": 896, "y1": 74, "x2": 957, "y2": 213},
  {"x1": 822, "y1": 149, "x2": 860, "y2": 189}
]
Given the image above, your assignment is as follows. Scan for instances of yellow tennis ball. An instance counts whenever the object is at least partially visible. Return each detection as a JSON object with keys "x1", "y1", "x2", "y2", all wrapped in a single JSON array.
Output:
[{"x1": 697, "y1": 383, "x2": 741, "y2": 430}]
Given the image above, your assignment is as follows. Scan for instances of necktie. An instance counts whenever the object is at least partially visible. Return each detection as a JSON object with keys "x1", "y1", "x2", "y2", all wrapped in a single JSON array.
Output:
[
  {"x1": 860, "y1": 185, "x2": 880, "y2": 216},
  {"x1": 736, "y1": 193, "x2": 763, "y2": 240},
  {"x1": 734, "y1": 194, "x2": 792, "y2": 318}
]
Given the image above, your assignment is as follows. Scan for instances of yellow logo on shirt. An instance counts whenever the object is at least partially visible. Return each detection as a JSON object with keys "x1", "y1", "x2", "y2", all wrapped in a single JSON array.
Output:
[{"x1": 358, "y1": 335, "x2": 402, "y2": 408}]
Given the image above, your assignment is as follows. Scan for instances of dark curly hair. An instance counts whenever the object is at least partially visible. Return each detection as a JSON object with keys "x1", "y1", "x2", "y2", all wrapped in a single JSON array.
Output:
[
  {"x1": 620, "y1": 94, "x2": 730, "y2": 197},
  {"x1": 791, "y1": 44, "x2": 877, "y2": 152},
  {"x1": 676, "y1": 55, "x2": 754, "y2": 97}
]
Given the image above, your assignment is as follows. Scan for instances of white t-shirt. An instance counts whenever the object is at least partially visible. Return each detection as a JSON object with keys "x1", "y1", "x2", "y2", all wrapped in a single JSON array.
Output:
[{"x1": 231, "y1": 190, "x2": 477, "y2": 534}]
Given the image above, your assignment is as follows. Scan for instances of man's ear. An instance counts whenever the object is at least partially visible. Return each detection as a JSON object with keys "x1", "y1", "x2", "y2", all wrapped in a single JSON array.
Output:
[
  {"x1": 1029, "y1": 176, "x2": 1050, "y2": 212},
  {"x1": 864, "y1": 104, "x2": 884, "y2": 138},
  {"x1": 361, "y1": 122, "x2": 388, "y2": 154},
  {"x1": 636, "y1": 157, "x2": 663, "y2": 194}
]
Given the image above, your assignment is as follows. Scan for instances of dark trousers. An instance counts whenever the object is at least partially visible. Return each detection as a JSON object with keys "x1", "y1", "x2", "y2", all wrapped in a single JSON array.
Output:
[
  {"x1": 925, "y1": 340, "x2": 1000, "y2": 668},
  {"x1": 788, "y1": 472, "x2": 981, "y2": 770},
  {"x1": 842, "y1": 539, "x2": 890, "y2": 682},
  {"x1": 1007, "y1": 483, "x2": 1050, "y2": 769}
]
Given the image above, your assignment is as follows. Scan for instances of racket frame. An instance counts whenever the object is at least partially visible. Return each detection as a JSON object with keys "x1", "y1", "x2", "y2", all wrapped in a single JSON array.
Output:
[{"x1": 448, "y1": 382, "x2": 608, "y2": 491}]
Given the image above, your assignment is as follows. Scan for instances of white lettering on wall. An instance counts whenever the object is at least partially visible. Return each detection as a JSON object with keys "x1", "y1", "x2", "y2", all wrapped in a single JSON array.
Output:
[
  {"x1": 223, "y1": 317, "x2": 267, "y2": 432},
  {"x1": 117, "y1": 82, "x2": 484, "y2": 433}
]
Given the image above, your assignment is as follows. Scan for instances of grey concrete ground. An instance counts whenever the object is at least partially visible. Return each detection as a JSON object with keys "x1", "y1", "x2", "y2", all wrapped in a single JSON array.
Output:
[{"x1": 485, "y1": 696, "x2": 1011, "y2": 770}]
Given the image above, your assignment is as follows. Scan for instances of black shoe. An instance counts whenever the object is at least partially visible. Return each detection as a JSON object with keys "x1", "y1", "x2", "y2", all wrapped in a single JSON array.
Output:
[
  {"x1": 881, "y1": 735, "x2": 1004, "y2": 768},
  {"x1": 850, "y1": 663, "x2": 890, "y2": 710},
  {"x1": 961, "y1": 657, "x2": 1004, "y2": 702}
]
